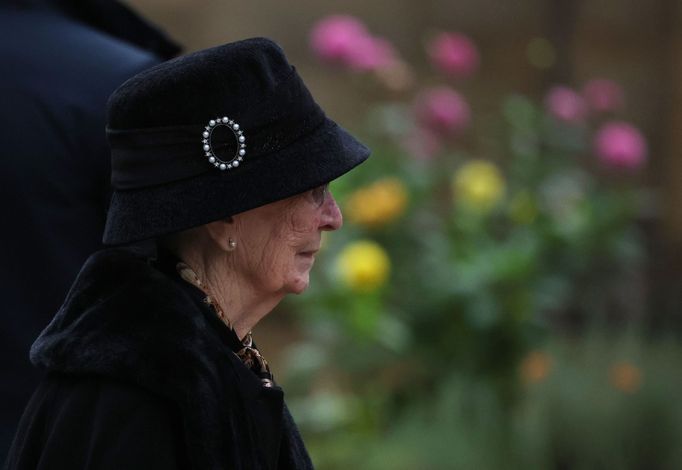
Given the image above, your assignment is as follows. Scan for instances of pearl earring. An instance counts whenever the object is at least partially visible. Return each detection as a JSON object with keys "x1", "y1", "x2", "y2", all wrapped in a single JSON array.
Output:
[{"x1": 227, "y1": 238, "x2": 237, "y2": 251}]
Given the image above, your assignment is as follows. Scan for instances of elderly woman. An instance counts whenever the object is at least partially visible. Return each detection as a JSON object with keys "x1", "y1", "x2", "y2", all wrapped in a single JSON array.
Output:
[{"x1": 6, "y1": 38, "x2": 368, "y2": 469}]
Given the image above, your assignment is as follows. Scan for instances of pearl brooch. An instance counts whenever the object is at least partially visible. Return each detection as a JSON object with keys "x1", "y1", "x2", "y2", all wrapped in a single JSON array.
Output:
[{"x1": 201, "y1": 116, "x2": 246, "y2": 171}]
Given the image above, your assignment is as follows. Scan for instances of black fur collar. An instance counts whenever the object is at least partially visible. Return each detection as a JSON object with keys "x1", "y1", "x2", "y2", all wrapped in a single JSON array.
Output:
[{"x1": 31, "y1": 247, "x2": 285, "y2": 469}]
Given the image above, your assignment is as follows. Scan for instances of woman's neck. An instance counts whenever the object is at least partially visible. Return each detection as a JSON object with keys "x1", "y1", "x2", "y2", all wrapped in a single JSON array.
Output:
[{"x1": 178, "y1": 249, "x2": 284, "y2": 341}]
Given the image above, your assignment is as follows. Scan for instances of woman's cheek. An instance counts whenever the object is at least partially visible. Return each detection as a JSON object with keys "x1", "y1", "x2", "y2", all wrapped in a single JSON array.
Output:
[{"x1": 288, "y1": 203, "x2": 320, "y2": 235}]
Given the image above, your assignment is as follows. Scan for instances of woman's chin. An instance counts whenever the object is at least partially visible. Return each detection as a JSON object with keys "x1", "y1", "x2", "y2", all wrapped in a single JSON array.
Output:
[{"x1": 287, "y1": 270, "x2": 311, "y2": 295}]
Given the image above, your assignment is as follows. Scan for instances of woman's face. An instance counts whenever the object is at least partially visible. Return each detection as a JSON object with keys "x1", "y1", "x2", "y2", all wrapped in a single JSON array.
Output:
[{"x1": 232, "y1": 185, "x2": 342, "y2": 295}]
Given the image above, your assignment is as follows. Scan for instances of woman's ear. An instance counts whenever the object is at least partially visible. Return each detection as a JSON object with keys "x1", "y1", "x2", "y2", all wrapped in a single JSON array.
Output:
[{"x1": 204, "y1": 218, "x2": 235, "y2": 252}]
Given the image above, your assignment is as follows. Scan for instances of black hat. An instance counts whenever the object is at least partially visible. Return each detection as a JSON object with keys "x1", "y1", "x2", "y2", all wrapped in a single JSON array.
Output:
[{"x1": 103, "y1": 37, "x2": 369, "y2": 245}]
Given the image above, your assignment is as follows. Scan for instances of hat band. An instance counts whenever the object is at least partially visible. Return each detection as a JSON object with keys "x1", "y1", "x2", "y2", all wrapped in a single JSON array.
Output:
[{"x1": 108, "y1": 71, "x2": 327, "y2": 190}]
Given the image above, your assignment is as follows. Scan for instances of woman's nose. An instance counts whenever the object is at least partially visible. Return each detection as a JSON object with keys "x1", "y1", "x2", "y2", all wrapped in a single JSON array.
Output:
[{"x1": 319, "y1": 193, "x2": 343, "y2": 231}]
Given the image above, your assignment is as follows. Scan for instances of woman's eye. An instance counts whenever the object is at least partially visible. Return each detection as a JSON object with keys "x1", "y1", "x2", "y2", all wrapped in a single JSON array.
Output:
[{"x1": 311, "y1": 184, "x2": 329, "y2": 206}]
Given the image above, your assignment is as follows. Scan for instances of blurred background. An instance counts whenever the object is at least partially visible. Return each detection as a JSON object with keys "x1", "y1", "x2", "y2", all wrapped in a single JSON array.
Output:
[{"x1": 61, "y1": 0, "x2": 682, "y2": 468}]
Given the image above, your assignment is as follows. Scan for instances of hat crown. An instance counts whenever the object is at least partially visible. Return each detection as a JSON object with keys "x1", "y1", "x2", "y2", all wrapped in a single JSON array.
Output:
[{"x1": 107, "y1": 37, "x2": 293, "y2": 129}]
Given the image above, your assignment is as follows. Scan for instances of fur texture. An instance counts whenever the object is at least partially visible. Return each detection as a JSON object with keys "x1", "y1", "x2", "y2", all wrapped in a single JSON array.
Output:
[{"x1": 28, "y1": 247, "x2": 312, "y2": 469}]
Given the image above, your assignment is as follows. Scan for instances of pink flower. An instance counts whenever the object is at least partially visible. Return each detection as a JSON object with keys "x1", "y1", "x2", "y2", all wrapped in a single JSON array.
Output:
[
  {"x1": 345, "y1": 36, "x2": 396, "y2": 71},
  {"x1": 593, "y1": 121, "x2": 647, "y2": 169},
  {"x1": 583, "y1": 78, "x2": 625, "y2": 113},
  {"x1": 427, "y1": 32, "x2": 479, "y2": 79},
  {"x1": 415, "y1": 87, "x2": 471, "y2": 137},
  {"x1": 545, "y1": 86, "x2": 587, "y2": 124},
  {"x1": 310, "y1": 15, "x2": 368, "y2": 62},
  {"x1": 310, "y1": 15, "x2": 395, "y2": 71}
]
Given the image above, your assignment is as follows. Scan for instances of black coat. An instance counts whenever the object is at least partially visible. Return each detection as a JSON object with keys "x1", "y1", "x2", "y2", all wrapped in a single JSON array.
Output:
[
  {"x1": 5, "y1": 247, "x2": 314, "y2": 469},
  {"x1": 0, "y1": 1, "x2": 178, "y2": 456}
]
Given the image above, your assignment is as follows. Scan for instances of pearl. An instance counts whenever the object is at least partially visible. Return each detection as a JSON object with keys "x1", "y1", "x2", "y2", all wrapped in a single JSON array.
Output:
[
  {"x1": 222, "y1": 117, "x2": 229, "y2": 123},
  {"x1": 209, "y1": 120, "x2": 216, "y2": 126},
  {"x1": 209, "y1": 156, "x2": 216, "y2": 163},
  {"x1": 202, "y1": 131, "x2": 209, "y2": 138},
  {"x1": 219, "y1": 164, "x2": 226, "y2": 170},
  {"x1": 238, "y1": 136, "x2": 245, "y2": 143},
  {"x1": 239, "y1": 149, "x2": 245, "y2": 156},
  {"x1": 203, "y1": 144, "x2": 210, "y2": 151},
  {"x1": 233, "y1": 161, "x2": 239, "y2": 167},
  {"x1": 233, "y1": 124, "x2": 239, "y2": 130}
]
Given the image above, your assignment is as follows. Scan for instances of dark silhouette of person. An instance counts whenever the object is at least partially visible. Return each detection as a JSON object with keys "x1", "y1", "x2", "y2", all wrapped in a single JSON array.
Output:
[{"x1": 0, "y1": 0, "x2": 179, "y2": 459}]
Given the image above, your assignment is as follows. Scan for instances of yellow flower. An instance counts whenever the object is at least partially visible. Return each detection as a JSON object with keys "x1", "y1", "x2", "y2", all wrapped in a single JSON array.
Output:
[
  {"x1": 345, "y1": 177, "x2": 408, "y2": 227},
  {"x1": 609, "y1": 362, "x2": 642, "y2": 394},
  {"x1": 452, "y1": 160, "x2": 506, "y2": 212},
  {"x1": 519, "y1": 350, "x2": 553, "y2": 385},
  {"x1": 336, "y1": 241, "x2": 390, "y2": 292}
]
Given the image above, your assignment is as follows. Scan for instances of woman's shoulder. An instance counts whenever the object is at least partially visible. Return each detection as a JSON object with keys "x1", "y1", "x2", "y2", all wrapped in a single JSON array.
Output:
[
  {"x1": 26, "y1": 373, "x2": 183, "y2": 430},
  {"x1": 29, "y1": 244, "x2": 243, "y2": 397},
  {"x1": 6, "y1": 373, "x2": 190, "y2": 470}
]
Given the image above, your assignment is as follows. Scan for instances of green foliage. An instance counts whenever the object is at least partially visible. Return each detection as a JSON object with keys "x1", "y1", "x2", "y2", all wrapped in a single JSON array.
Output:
[{"x1": 279, "y1": 39, "x2": 661, "y2": 469}]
